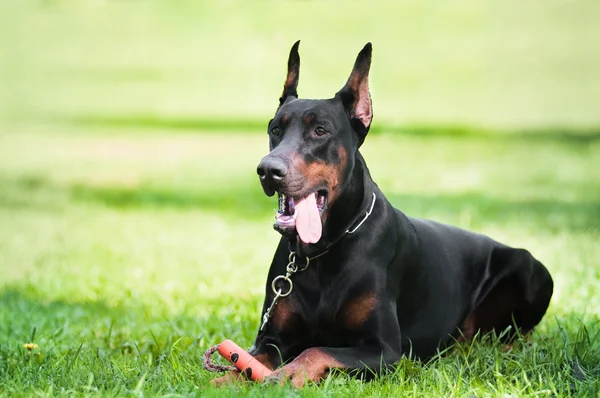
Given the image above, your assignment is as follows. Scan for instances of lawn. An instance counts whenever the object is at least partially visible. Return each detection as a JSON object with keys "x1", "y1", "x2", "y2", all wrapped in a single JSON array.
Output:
[{"x1": 1, "y1": 1, "x2": 600, "y2": 397}]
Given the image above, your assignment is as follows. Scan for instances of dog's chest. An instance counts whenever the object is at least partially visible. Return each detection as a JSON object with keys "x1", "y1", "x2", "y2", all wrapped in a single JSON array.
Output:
[
  {"x1": 273, "y1": 276, "x2": 373, "y2": 346},
  {"x1": 297, "y1": 290, "x2": 345, "y2": 343}
]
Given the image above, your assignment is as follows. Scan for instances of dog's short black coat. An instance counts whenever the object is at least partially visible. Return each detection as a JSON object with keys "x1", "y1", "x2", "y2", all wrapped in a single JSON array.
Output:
[{"x1": 213, "y1": 41, "x2": 553, "y2": 388}]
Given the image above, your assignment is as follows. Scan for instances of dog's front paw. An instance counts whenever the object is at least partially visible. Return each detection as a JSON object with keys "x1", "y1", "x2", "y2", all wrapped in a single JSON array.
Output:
[
  {"x1": 268, "y1": 349, "x2": 330, "y2": 389},
  {"x1": 268, "y1": 364, "x2": 313, "y2": 389}
]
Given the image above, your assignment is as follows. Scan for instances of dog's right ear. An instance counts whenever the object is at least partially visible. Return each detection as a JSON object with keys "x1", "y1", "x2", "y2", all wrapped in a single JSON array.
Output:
[
  {"x1": 279, "y1": 40, "x2": 300, "y2": 106},
  {"x1": 336, "y1": 43, "x2": 373, "y2": 145}
]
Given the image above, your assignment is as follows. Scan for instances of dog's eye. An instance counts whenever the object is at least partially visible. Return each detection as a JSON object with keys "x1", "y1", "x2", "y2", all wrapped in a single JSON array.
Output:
[
  {"x1": 271, "y1": 127, "x2": 282, "y2": 137},
  {"x1": 314, "y1": 126, "x2": 328, "y2": 137}
]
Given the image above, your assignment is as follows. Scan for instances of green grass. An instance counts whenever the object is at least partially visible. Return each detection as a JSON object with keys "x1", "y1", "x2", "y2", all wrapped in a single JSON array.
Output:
[
  {"x1": 1, "y1": 130, "x2": 599, "y2": 397},
  {"x1": 1, "y1": 0, "x2": 600, "y2": 396}
]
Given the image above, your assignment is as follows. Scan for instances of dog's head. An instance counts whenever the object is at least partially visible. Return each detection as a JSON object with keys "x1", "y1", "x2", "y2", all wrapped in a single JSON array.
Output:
[{"x1": 257, "y1": 41, "x2": 373, "y2": 244}]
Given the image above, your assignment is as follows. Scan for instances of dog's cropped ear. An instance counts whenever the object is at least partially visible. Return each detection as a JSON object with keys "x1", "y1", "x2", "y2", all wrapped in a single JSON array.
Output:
[
  {"x1": 336, "y1": 43, "x2": 373, "y2": 143},
  {"x1": 279, "y1": 40, "x2": 301, "y2": 106}
]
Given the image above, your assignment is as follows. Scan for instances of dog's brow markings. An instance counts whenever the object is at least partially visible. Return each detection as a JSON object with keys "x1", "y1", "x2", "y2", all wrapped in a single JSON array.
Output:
[{"x1": 303, "y1": 112, "x2": 316, "y2": 125}]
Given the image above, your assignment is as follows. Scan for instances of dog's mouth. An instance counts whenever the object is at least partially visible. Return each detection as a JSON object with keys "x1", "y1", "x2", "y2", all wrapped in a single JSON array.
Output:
[{"x1": 274, "y1": 190, "x2": 328, "y2": 244}]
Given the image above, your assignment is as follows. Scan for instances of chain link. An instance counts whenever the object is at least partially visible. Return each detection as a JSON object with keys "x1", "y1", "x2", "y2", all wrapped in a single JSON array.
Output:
[{"x1": 259, "y1": 252, "x2": 309, "y2": 332}]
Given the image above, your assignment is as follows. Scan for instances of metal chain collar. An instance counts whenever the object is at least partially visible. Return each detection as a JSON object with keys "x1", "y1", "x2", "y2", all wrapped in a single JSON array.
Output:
[{"x1": 259, "y1": 251, "x2": 309, "y2": 332}]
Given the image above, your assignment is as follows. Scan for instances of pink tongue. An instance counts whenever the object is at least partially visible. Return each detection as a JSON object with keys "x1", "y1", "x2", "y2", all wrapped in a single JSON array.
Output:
[{"x1": 294, "y1": 193, "x2": 322, "y2": 244}]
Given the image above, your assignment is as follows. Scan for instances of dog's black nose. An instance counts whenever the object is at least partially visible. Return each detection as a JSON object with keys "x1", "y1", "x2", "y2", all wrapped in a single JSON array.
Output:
[{"x1": 257, "y1": 157, "x2": 288, "y2": 183}]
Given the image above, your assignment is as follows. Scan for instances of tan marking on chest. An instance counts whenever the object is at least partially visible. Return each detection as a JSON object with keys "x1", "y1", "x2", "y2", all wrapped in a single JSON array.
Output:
[
  {"x1": 272, "y1": 298, "x2": 295, "y2": 331},
  {"x1": 342, "y1": 293, "x2": 378, "y2": 329}
]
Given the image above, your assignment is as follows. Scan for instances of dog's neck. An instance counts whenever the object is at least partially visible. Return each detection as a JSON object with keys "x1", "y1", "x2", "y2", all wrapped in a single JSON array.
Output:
[{"x1": 294, "y1": 150, "x2": 375, "y2": 255}]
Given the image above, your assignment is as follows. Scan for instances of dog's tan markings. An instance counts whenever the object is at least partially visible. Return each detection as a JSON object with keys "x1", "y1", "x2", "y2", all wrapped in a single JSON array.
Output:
[
  {"x1": 457, "y1": 313, "x2": 476, "y2": 342},
  {"x1": 272, "y1": 298, "x2": 294, "y2": 331},
  {"x1": 270, "y1": 348, "x2": 345, "y2": 388},
  {"x1": 337, "y1": 146, "x2": 347, "y2": 175},
  {"x1": 253, "y1": 352, "x2": 276, "y2": 370},
  {"x1": 284, "y1": 70, "x2": 298, "y2": 92},
  {"x1": 292, "y1": 146, "x2": 348, "y2": 205},
  {"x1": 343, "y1": 292, "x2": 378, "y2": 330},
  {"x1": 304, "y1": 162, "x2": 340, "y2": 193},
  {"x1": 303, "y1": 112, "x2": 316, "y2": 125},
  {"x1": 280, "y1": 114, "x2": 290, "y2": 125}
]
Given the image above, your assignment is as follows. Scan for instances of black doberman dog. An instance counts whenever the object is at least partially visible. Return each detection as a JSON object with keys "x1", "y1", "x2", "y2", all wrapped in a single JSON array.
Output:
[{"x1": 212, "y1": 42, "x2": 553, "y2": 388}]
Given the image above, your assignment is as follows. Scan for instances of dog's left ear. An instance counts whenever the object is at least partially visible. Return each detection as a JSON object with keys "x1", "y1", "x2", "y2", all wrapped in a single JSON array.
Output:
[
  {"x1": 279, "y1": 40, "x2": 301, "y2": 106},
  {"x1": 336, "y1": 43, "x2": 373, "y2": 143}
]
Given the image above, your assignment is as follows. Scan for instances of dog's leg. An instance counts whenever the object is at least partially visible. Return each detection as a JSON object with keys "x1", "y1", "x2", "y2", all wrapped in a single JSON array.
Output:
[
  {"x1": 269, "y1": 345, "x2": 399, "y2": 388},
  {"x1": 461, "y1": 247, "x2": 553, "y2": 341}
]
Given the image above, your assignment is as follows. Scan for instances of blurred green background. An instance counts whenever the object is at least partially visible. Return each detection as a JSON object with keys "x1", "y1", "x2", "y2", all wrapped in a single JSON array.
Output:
[
  {"x1": 1, "y1": 1, "x2": 599, "y2": 396},
  {"x1": 2, "y1": 0, "x2": 600, "y2": 129}
]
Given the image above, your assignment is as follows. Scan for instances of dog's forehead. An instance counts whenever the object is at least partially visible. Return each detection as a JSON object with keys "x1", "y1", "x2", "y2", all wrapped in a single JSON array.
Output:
[{"x1": 276, "y1": 98, "x2": 345, "y2": 123}]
